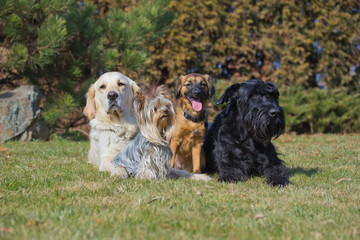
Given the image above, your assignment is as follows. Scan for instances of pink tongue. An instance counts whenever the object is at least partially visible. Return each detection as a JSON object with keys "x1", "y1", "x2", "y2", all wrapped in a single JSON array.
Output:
[{"x1": 191, "y1": 100, "x2": 203, "y2": 112}]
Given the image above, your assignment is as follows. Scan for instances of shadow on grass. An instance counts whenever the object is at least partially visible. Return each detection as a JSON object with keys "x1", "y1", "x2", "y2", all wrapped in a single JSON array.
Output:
[{"x1": 290, "y1": 167, "x2": 319, "y2": 176}]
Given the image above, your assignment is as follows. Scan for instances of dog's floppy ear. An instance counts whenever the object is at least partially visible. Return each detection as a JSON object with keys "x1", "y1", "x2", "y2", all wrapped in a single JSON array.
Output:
[
  {"x1": 174, "y1": 76, "x2": 183, "y2": 99},
  {"x1": 216, "y1": 83, "x2": 241, "y2": 105},
  {"x1": 204, "y1": 74, "x2": 215, "y2": 98},
  {"x1": 129, "y1": 80, "x2": 141, "y2": 96},
  {"x1": 133, "y1": 91, "x2": 146, "y2": 115},
  {"x1": 83, "y1": 84, "x2": 96, "y2": 120}
]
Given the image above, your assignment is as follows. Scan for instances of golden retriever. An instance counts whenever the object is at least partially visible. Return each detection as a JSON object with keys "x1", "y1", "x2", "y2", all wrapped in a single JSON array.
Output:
[{"x1": 83, "y1": 72, "x2": 140, "y2": 173}]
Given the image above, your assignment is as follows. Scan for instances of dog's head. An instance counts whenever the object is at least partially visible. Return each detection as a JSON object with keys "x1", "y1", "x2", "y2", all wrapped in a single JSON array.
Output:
[
  {"x1": 175, "y1": 73, "x2": 215, "y2": 113},
  {"x1": 83, "y1": 72, "x2": 140, "y2": 121},
  {"x1": 134, "y1": 85, "x2": 175, "y2": 146},
  {"x1": 217, "y1": 79, "x2": 285, "y2": 145}
]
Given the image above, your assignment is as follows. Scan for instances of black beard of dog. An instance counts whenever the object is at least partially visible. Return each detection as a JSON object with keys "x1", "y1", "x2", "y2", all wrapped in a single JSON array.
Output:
[
  {"x1": 243, "y1": 103, "x2": 285, "y2": 146},
  {"x1": 203, "y1": 80, "x2": 290, "y2": 186}
]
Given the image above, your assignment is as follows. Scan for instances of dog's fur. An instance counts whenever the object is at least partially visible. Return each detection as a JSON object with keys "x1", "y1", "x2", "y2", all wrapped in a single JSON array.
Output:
[
  {"x1": 203, "y1": 80, "x2": 290, "y2": 186},
  {"x1": 111, "y1": 86, "x2": 211, "y2": 181},
  {"x1": 83, "y1": 72, "x2": 140, "y2": 173},
  {"x1": 111, "y1": 86, "x2": 175, "y2": 179},
  {"x1": 170, "y1": 73, "x2": 215, "y2": 173}
]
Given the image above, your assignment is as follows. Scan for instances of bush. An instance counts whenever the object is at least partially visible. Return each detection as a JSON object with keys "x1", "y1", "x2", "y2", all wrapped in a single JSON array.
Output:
[
  {"x1": 43, "y1": 93, "x2": 78, "y2": 126},
  {"x1": 144, "y1": 0, "x2": 360, "y2": 89},
  {"x1": 280, "y1": 86, "x2": 360, "y2": 133}
]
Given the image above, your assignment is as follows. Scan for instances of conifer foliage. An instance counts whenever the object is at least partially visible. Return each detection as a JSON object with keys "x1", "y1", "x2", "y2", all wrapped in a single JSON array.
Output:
[
  {"x1": 280, "y1": 86, "x2": 360, "y2": 133},
  {"x1": 0, "y1": 0, "x2": 173, "y2": 126},
  {"x1": 145, "y1": 0, "x2": 360, "y2": 90}
]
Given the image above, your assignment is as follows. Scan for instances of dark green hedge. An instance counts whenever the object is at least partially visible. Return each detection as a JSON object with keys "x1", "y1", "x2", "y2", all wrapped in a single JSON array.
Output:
[{"x1": 280, "y1": 86, "x2": 360, "y2": 133}]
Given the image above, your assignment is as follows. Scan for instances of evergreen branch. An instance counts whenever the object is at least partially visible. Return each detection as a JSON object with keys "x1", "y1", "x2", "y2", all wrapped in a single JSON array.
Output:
[
  {"x1": 0, "y1": 74, "x2": 22, "y2": 84},
  {"x1": 69, "y1": 128, "x2": 89, "y2": 138},
  {"x1": 54, "y1": 128, "x2": 90, "y2": 138},
  {"x1": 0, "y1": 0, "x2": 15, "y2": 19},
  {"x1": 37, "y1": 37, "x2": 60, "y2": 51}
]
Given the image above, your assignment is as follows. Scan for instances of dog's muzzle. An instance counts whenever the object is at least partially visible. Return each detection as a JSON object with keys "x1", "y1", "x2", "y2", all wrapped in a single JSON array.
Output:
[
  {"x1": 185, "y1": 87, "x2": 205, "y2": 112},
  {"x1": 107, "y1": 91, "x2": 123, "y2": 112}
]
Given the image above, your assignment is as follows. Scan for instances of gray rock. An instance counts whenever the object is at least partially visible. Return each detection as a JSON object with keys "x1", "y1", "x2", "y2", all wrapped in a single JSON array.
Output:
[{"x1": 0, "y1": 85, "x2": 49, "y2": 143}]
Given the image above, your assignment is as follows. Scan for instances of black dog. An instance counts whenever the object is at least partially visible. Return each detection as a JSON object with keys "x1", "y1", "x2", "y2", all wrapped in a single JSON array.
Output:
[{"x1": 203, "y1": 80, "x2": 290, "y2": 186}]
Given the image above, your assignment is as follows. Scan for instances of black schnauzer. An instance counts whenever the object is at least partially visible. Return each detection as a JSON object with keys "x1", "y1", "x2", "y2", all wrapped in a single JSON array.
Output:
[{"x1": 203, "y1": 79, "x2": 290, "y2": 186}]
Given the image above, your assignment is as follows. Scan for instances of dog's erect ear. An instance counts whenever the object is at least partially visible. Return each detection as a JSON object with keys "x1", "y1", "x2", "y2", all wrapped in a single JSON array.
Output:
[
  {"x1": 215, "y1": 83, "x2": 241, "y2": 105},
  {"x1": 155, "y1": 85, "x2": 172, "y2": 100},
  {"x1": 83, "y1": 84, "x2": 96, "y2": 120},
  {"x1": 174, "y1": 76, "x2": 183, "y2": 99},
  {"x1": 204, "y1": 75, "x2": 215, "y2": 98}
]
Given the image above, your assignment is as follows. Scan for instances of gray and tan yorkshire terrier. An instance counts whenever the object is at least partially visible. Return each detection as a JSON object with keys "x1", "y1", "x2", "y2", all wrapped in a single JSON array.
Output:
[{"x1": 111, "y1": 85, "x2": 211, "y2": 181}]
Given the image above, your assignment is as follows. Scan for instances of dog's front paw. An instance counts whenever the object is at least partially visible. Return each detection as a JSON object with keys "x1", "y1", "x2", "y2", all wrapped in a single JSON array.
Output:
[
  {"x1": 218, "y1": 173, "x2": 247, "y2": 183},
  {"x1": 264, "y1": 165, "x2": 290, "y2": 187},
  {"x1": 110, "y1": 166, "x2": 129, "y2": 178},
  {"x1": 190, "y1": 174, "x2": 212, "y2": 181},
  {"x1": 265, "y1": 177, "x2": 290, "y2": 187}
]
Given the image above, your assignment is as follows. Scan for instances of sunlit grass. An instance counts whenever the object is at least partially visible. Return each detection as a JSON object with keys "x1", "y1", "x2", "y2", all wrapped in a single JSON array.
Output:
[{"x1": 1, "y1": 134, "x2": 359, "y2": 239}]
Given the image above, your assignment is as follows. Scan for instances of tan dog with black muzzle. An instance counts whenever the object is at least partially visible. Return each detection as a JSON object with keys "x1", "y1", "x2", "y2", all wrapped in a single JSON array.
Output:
[{"x1": 170, "y1": 73, "x2": 215, "y2": 173}]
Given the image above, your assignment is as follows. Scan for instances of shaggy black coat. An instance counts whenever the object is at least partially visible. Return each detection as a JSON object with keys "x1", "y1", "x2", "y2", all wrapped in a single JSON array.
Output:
[{"x1": 203, "y1": 80, "x2": 290, "y2": 186}]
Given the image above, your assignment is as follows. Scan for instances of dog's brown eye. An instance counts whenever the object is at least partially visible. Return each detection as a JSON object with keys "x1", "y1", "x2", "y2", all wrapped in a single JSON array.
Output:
[
  {"x1": 185, "y1": 82, "x2": 191, "y2": 86},
  {"x1": 153, "y1": 107, "x2": 157, "y2": 112},
  {"x1": 118, "y1": 82, "x2": 124, "y2": 87},
  {"x1": 100, "y1": 85, "x2": 106, "y2": 89}
]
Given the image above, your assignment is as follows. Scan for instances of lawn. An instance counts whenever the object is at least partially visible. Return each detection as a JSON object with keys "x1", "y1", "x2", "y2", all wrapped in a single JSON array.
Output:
[{"x1": 0, "y1": 134, "x2": 359, "y2": 240}]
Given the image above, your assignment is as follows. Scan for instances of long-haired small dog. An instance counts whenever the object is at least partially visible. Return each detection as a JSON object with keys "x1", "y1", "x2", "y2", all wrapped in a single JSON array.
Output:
[
  {"x1": 111, "y1": 86, "x2": 211, "y2": 181},
  {"x1": 111, "y1": 85, "x2": 175, "y2": 179}
]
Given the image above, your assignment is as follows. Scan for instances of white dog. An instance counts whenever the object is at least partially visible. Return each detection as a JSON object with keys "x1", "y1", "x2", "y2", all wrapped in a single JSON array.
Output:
[{"x1": 83, "y1": 72, "x2": 140, "y2": 173}]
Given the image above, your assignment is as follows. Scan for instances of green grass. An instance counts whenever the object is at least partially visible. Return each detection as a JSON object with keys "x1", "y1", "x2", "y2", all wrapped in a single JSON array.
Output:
[{"x1": 0, "y1": 134, "x2": 359, "y2": 240}]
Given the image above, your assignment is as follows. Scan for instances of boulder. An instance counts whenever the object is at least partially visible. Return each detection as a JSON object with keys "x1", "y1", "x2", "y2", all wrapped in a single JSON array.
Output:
[{"x1": 0, "y1": 85, "x2": 49, "y2": 143}]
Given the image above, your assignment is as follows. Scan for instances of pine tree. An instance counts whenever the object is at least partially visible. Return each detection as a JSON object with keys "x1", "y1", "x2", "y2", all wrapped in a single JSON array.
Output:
[{"x1": 0, "y1": 0, "x2": 174, "y2": 127}]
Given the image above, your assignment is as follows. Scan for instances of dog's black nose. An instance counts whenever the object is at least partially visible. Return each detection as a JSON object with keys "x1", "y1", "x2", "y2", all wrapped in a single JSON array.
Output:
[
  {"x1": 107, "y1": 91, "x2": 118, "y2": 101},
  {"x1": 269, "y1": 108, "x2": 280, "y2": 117},
  {"x1": 193, "y1": 88, "x2": 201, "y2": 97}
]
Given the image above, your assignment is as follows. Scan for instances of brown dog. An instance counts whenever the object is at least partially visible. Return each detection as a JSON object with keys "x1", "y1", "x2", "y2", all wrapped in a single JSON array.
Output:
[{"x1": 170, "y1": 73, "x2": 215, "y2": 173}]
